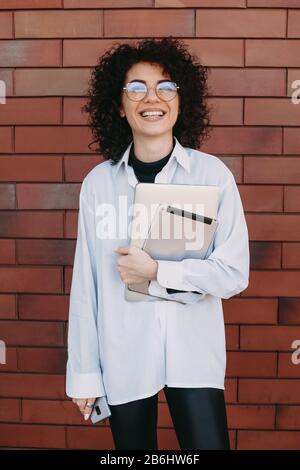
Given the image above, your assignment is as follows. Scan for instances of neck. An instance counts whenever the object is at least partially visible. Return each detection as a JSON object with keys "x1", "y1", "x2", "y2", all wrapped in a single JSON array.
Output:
[{"x1": 132, "y1": 134, "x2": 174, "y2": 163}]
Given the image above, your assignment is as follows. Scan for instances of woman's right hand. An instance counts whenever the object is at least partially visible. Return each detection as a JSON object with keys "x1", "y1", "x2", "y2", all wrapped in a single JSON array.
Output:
[{"x1": 72, "y1": 397, "x2": 97, "y2": 421}]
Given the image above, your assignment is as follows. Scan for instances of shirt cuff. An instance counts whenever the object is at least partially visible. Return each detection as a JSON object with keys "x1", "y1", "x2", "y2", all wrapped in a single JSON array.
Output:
[
  {"x1": 156, "y1": 259, "x2": 199, "y2": 292},
  {"x1": 66, "y1": 368, "x2": 106, "y2": 399},
  {"x1": 148, "y1": 280, "x2": 203, "y2": 304}
]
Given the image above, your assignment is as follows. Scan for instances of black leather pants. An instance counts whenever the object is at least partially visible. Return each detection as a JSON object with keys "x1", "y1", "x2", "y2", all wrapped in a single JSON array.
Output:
[{"x1": 108, "y1": 385, "x2": 230, "y2": 450}]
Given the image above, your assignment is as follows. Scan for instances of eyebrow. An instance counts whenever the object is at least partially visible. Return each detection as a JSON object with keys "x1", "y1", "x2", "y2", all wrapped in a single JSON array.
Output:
[{"x1": 128, "y1": 79, "x2": 172, "y2": 84}]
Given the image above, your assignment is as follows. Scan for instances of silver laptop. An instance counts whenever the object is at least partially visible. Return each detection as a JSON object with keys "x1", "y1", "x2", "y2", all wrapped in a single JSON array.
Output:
[{"x1": 124, "y1": 182, "x2": 219, "y2": 302}]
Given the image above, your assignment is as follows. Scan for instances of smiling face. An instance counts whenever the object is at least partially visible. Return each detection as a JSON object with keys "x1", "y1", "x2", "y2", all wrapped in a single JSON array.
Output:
[{"x1": 119, "y1": 61, "x2": 180, "y2": 140}]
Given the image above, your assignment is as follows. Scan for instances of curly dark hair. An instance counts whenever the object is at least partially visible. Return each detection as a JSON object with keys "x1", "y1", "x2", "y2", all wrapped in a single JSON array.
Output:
[{"x1": 82, "y1": 36, "x2": 212, "y2": 164}]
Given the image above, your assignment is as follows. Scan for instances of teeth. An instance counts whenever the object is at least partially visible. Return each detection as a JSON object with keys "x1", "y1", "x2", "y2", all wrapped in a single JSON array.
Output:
[{"x1": 141, "y1": 111, "x2": 164, "y2": 117}]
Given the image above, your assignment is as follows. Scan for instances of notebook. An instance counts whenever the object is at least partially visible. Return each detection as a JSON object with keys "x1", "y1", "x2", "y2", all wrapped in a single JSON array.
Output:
[
  {"x1": 127, "y1": 203, "x2": 218, "y2": 298},
  {"x1": 124, "y1": 182, "x2": 219, "y2": 302}
]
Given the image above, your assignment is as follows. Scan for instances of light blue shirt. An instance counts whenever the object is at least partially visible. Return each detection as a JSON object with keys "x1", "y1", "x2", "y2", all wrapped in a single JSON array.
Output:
[{"x1": 65, "y1": 136, "x2": 250, "y2": 405}]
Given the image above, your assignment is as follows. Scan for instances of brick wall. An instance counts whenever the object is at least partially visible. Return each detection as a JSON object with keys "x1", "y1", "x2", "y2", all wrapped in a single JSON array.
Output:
[{"x1": 0, "y1": 0, "x2": 300, "y2": 450}]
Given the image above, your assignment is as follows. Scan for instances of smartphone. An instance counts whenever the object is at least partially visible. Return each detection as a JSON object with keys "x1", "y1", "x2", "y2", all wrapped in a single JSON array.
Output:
[{"x1": 90, "y1": 395, "x2": 111, "y2": 424}]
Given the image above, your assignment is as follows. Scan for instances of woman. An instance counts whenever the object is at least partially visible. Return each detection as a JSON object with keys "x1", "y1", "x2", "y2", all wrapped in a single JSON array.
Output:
[{"x1": 66, "y1": 37, "x2": 250, "y2": 450}]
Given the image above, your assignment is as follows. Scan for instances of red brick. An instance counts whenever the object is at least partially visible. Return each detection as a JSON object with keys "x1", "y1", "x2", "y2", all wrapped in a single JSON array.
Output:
[
  {"x1": 0, "y1": 69, "x2": 13, "y2": 96},
  {"x1": 0, "y1": 423, "x2": 66, "y2": 448},
  {"x1": 245, "y1": 98, "x2": 300, "y2": 126},
  {"x1": 15, "y1": 127, "x2": 93, "y2": 153},
  {"x1": 19, "y1": 294, "x2": 69, "y2": 321},
  {"x1": 65, "y1": 0, "x2": 152, "y2": 6},
  {"x1": 18, "y1": 347, "x2": 67, "y2": 373},
  {"x1": 225, "y1": 378, "x2": 238, "y2": 403},
  {"x1": 238, "y1": 430, "x2": 300, "y2": 450},
  {"x1": 225, "y1": 325, "x2": 239, "y2": 350},
  {"x1": 249, "y1": 242, "x2": 281, "y2": 269},
  {"x1": 0, "y1": 98, "x2": 61, "y2": 125},
  {"x1": 284, "y1": 128, "x2": 300, "y2": 153},
  {"x1": 217, "y1": 156, "x2": 243, "y2": 182},
  {"x1": 208, "y1": 98, "x2": 243, "y2": 125},
  {"x1": 240, "y1": 326, "x2": 300, "y2": 351},
  {"x1": 223, "y1": 298, "x2": 278, "y2": 324},
  {"x1": 279, "y1": 298, "x2": 300, "y2": 325},
  {"x1": 0, "y1": 12, "x2": 13, "y2": 38},
  {"x1": 66, "y1": 425, "x2": 114, "y2": 450},
  {"x1": 239, "y1": 185, "x2": 283, "y2": 212},
  {"x1": 156, "y1": 0, "x2": 246, "y2": 5},
  {"x1": 65, "y1": 210, "x2": 78, "y2": 238},
  {"x1": 0, "y1": 183, "x2": 15, "y2": 209},
  {"x1": 246, "y1": 214, "x2": 300, "y2": 241},
  {"x1": 285, "y1": 186, "x2": 300, "y2": 212},
  {"x1": 104, "y1": 9, "x2": 194, "y2": 37},
  {"x1": 0, "y1": 0, "x2": 62, "y2": 7},
  {"x1": 288, "y1": 10, "x2": 300, "y2": 38},
  {"x1": 287, "y1": 69, "x2": 300, "y2": 97},
  {"x1": 282, "y1": 243, "x2": 300, "y2": 269},
  {"x1": 227, "y1": 404, "x2": 275, "y2": 429},
  {"x1": 186, "y1": 38, "x2": 244, "y2": 66},
  {"x1": 244, "y1": 157, "x2": 300, "y2": 184},
  {"x1": 246, "y1": 40, "x2": 300, "y2": 67},
  {"x1": 244, "y1": 271, "x2": 300, "y2": 297},
  {"x1": 208, "y1": 68, "x2": 286, "y2": 96},
  {"x1": 0, "y1": 268, "x2": 62, "y2": 293},
  {"x1": 0, "y1": 211, "x2": 63, "y2": 237},
  {"x1": 0, "y1": 156, "x2": 63, "y2": 182},
  {"x1": 239, "y1": 379, "x2": 300, "y2": 404},
  {"x1": 0, "y1": 40, "x2": 61, "y2": 67},
  {"x1": 17, "y1": 183, "x2": 80, "y2": 209},
  {"x1": 64, "y1": 155, "x2": 103, "y2": 182},
  {"x1": 0, "y1": 399, "x2": 20, "y2": 422},
  {"x1": 158, "y1": 427, "x2": 181, "y2": 450},
  {"x1": 0, "y1": 239, "x2": 15, "y2": 264},
  {"x1": 64, "y1": 267, "x2": 73, "y2": 293},
  {"x1": 278, "y1": 352, "x2": 300, "y2": 378},
  {"x1": 0, "y1": 373, "x2": 65, "y2": 399},
  {"x1": 64, "y1": 39, "x2": 117, "y2": 66},
  {"x1": 15, "y1": 68, "x2": 91, "y2": 96},
  {"x1": 202, "y1": 127, "x2": 282, "y2": 154},
  {"x1": 63, "y1": 97, "x2": 88, "y2": 125},
  {"x1": 277, "y1": 406, "x2": 300, "y2": 429},
  {"x1": 0, "y1": 321, "x2": 64, "y2": 346},
  {"x1": 17, "y1": 239, "x2": 75, "y2": 264},
  {"x1": 227, "y1": 352, "x2": 277, "y2": 377},
  {"x1": 15, "y1": 10, "x2": 102, "y2": 38},
  {"x1": 0, "y1": 347, "x2": 18, "y2": 371},
  {"x1": 0, "y1": 127, "x2": 13, "y2": 153},
  {"x1": 0, "y1": 295, "x2": 16, "y2": 319},
  {"x1": 248, "y1": 0, "x2": 300, "y2": 5},
  {"x1": 64, "y1": 38, "x2": 244, "y2": 67},
  {"x1": 196, "y1": 9, "x2": 286, "y2": 38},
  {"x1": 22, "y1": 399, "x2": 99, "y2": 426}
]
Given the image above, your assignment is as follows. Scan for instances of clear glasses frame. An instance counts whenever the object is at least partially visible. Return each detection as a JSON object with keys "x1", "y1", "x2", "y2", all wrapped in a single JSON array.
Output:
[{"x1": 122, "y1": 80, "x2": 180, "y2": 102}]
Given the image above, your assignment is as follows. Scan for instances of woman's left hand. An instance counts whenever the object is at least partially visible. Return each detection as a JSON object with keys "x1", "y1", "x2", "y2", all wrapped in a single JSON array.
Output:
[{"x1": 114, "y1": 245, "x2": 158, "y2": 284}]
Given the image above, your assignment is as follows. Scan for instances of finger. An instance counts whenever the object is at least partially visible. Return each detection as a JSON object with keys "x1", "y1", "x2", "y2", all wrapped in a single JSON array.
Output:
[
  {"x1": 83, "y1": 399, "x2": 96, "y2": 421},
  {"x1": 114, "y1": 246, "x2": 130, "y2": 255}
]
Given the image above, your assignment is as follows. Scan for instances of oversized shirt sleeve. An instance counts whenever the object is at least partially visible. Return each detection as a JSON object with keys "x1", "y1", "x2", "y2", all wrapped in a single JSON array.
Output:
[
  {"x1": 149, "y1": 173, "x2": 250, "y2": 300},
  {"x1": 65, "y1": 183, "x2": 106, "y2": 398}
]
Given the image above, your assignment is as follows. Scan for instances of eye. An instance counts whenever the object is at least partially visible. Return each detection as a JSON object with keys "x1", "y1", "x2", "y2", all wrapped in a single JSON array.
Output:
[
  {"x1": 127, "y1": 81, "x2": 147, "y2": 93},
  {"x1": 157, "y1": 81, "x2": 177, "y2": 91}
]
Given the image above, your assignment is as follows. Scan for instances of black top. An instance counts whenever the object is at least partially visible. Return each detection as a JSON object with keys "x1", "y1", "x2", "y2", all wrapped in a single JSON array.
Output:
[
  {"x1": 128, "y1": 137, "x2": 199, "y2": 296},
  {"x1": 128, "y1": 137, "x2": 175, "y2": 183}
]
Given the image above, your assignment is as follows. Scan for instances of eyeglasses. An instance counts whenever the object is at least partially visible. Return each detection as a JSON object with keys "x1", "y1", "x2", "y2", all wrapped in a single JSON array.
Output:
[{"x1": 122, "y1": 80, "x2": 180, "y2": 102}]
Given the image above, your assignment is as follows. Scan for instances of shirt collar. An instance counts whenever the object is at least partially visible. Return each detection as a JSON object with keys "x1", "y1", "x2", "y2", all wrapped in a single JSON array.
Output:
[{"x1": 113, "y1": 135, "x2": 190, "y2": 177}]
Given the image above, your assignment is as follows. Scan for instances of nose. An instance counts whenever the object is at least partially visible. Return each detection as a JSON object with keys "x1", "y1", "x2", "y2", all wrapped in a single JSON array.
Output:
[{"x1": 144, "y1": 85, "x2": 160, "y2": 102}]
